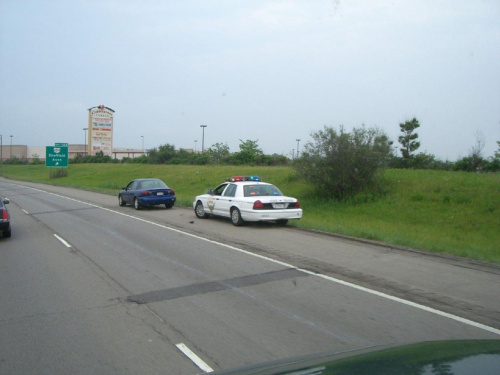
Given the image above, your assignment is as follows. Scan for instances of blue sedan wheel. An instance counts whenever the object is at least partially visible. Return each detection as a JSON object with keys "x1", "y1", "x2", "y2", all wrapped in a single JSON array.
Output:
[
  {"x1": 134, "y1": 198, "x2": 141, "y2": 210},
  {"x1": 119, "y1": 195, "x2": 126, "y2": 207}
]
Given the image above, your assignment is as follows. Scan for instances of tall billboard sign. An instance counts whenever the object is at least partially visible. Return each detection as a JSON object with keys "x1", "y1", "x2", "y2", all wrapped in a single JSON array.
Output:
[{"x1": 88, "y1": 105, "x2": 115, "y2": 156}]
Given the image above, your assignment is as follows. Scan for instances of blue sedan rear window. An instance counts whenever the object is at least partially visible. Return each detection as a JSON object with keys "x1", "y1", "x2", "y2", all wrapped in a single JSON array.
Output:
[{"x1": 139, "y1": 180, "x2": 168, "y2": 189}]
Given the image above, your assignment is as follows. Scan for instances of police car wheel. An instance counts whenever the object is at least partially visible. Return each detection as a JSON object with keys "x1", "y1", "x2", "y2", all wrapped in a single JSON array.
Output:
[
  {"x1": 231, "y1": 208, "x2": 244, "y2": 226},
  {"x1": 195, "y1": 201, "x2": 209, "y2": 218}
]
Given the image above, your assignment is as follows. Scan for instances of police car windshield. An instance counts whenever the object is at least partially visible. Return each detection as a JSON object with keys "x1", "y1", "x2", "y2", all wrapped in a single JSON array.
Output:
[{"x1": 243, "y1": 184, "x2": 283, "y2": 197}]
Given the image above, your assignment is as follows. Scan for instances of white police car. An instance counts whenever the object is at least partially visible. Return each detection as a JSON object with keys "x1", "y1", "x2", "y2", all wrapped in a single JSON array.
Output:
[{"x1": 193, "y1": 176, "x2": 302, "y2": 226}]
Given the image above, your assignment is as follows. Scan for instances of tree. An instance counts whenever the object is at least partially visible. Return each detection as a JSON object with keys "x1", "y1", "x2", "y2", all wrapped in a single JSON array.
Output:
[
  {"x1": 294, "y1": 125, "x2": 392, "y2": 200},
  {"x1": 206, "y1": 142, "x2": 230, "y2": 164},
  {"x1": 30, "y1": 153, "x2": 43, "y2": 165},
  {"x1": 469, "y1": 131, "x2": 485, "y2": 170},
  {"x1": 454, "y1": 131, "x2": 487, "y2": 172},
  {"x1": 230, "y1": 139, "x2": 264, "y2": 165},
  {"x1": 238, "y1": 139, "x2": 263, "y2": 156},
  {"x1": 147, "y1": 143, "x2": 176, "y2": 164},
  {"x1": 398, "y1": 117, "x2": 421, "y2": 159}
]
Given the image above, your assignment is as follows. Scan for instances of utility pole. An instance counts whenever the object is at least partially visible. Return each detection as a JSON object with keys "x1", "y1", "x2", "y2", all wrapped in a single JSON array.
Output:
[
  {"x1": 83, "y1": 128, "x2": 88, "y2": 156},
  {"x1": 200, "y1": 125, "x2": 207, "y2": 153}
]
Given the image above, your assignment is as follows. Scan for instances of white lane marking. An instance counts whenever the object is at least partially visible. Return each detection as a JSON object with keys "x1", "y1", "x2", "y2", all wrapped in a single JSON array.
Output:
[
  {"x1": 15, "y1": 184, "x2": 500, "y2": 336},
  {"x1": 176, "y1": 343, "x2": 214, "y2": 373},
  {"x1": 54, "y1": 234, "x2": 72, "y2": 248},
  {"x1": 22, "y1": 209, "x2": 29, "y2": 214}
]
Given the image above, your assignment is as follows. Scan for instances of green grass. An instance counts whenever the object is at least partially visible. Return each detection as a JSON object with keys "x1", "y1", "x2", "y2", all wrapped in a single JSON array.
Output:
[{"x1": 2, "y1": 165, "x2": 499, "y2": 264}]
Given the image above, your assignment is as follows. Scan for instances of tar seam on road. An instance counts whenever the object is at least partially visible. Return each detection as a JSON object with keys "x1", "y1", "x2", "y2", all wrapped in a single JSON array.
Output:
[
  {"x1": 127, "y1": 268, "x2": 306, "y2": 304},
  {"x1": 13, "y1": 183, "x2": 500, "y2": 337},
  {"x1": 28, "y1": 206, "x2": 99, "y2": 216}
]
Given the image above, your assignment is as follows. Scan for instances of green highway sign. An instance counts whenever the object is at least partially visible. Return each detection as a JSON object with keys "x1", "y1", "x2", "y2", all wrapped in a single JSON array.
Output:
[{"x1": 46, "y1": 146, "x2": 68, "y2": 167}]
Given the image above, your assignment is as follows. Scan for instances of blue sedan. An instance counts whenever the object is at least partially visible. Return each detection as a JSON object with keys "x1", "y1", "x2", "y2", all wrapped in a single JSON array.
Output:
[{"x1": 119, "y1": 178, "x2": 176, "y2": 209}]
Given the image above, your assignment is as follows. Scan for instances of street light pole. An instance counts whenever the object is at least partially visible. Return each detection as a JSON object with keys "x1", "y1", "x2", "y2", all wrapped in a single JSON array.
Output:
[
  {"x1": 200, "y1": 125, "x2": 207, "y2": 153},
  {"x1": 296, "y1": 139, "x2": 301, "y2": 159},
  {"x1": 10, "y1": 135, "x2": 13, "y2": 158},
  {"x1": 194, "y1": 140, "x2": 197, "y2": 153},
  {"x1": 141, "y1": 136, "x2": 144, "y2": 152},
  {"x1": 83, "y1": 128, "x2": 88, "y2": 156}
]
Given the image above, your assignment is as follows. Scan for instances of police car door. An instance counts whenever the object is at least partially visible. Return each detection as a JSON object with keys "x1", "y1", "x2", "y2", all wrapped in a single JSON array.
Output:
[
  {"x1": 213, "y1": 183, "x2": 237, "y2": 217},
  {"x1": 207, "y1": 183, "x2": 228, "y2": 215}
]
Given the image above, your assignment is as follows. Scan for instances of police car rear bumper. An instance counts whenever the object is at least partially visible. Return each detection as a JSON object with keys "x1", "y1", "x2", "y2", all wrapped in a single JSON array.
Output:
[{"x1": 240, "y1": 208, "x2": 302, "y2": 222}]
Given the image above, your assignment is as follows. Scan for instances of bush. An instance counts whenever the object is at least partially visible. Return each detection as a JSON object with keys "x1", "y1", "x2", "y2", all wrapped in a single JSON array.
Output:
[
  {"x1": 2, "y1": 156, "x2": 28, "y2": 165},
  {"x1": 121, "y1": 155, "x2": 148, "y2": 164},
  {"x1": 389, "y1": 153, "x2": 453, "y2": 170},
  {"x1": 453, "y1": 156, "x2": 483, "y2": 172},
  {"x1": 49, "y1": 168, "x2": 68, "y2": 178},
  {"x1": 483, "y1": 157, "x2": 500, "y2": 172},
  {"x1": 294, "y1": 125, "x2": 392, "y2": 200},
  {"x1": 454, "y1": 156, "x2": 500, "y2": 172},
  {"x1": 30, "y1": 154, "x2": 44, "y2": 165},
  {"x1": 70, "y1": 151, "x2": 118, "y2": 164}
]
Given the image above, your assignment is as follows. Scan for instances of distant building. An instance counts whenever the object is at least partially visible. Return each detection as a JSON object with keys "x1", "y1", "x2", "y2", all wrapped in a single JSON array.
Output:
[
  {"x1": 112, "y1": 148, "x2": 147, "y2": 160},
  {"x1": 0, "y1": 145, "x2": 28, "y2": 160},
  {"x1": 0, "y1": 144, "x2": 145, "y2": 161},
  {"x1": 0, "y1": 106, "x2": 151, "y2": 162}
]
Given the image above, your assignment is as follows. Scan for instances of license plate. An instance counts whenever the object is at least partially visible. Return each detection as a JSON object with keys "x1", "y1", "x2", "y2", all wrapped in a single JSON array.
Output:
[
  {"x1": 157, "y1": 192, "x2": 164, "y2": 196},
  {"x1": 273, "y1": 203, "x2": 285, "y2": 209}
]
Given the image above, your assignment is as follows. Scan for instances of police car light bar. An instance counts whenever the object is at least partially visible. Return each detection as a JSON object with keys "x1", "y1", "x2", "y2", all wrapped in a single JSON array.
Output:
[{"x1": 230, "y1": 176, "x2": 261, "y2": 182}]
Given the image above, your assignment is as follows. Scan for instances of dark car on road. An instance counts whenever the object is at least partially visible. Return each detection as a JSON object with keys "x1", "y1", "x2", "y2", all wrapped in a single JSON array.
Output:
[
  {"x1": 119, "y1": 178, "x2": 176, "y2": 210},
  {"x1": 212, "y1": 340, "x2": 500, "y2": 375},
  {"x1": 0, "y1": 197, "x2": 11, "y2": 238}
]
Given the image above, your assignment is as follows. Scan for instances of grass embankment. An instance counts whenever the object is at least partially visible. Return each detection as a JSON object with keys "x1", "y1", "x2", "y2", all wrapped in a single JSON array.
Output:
[{"x1": 2, "y1": 164, "x2": 499, "y2": 264}]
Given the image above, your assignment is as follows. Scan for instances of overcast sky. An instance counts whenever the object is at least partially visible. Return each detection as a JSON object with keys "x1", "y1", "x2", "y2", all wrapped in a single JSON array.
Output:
[{"x1": 1, "y1": 0, "x2": 499, "y2": 160}]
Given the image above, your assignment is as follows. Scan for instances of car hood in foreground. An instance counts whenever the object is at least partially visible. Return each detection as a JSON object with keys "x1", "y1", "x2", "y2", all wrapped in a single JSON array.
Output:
[{"x1": 211, "y1": 340, "x2": 500, "y2": 375}]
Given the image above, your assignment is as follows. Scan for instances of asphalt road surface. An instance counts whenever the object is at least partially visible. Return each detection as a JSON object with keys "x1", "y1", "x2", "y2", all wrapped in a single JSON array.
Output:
[{"x1": 1, "y1": 178, "x2": 499, "y2": 374}]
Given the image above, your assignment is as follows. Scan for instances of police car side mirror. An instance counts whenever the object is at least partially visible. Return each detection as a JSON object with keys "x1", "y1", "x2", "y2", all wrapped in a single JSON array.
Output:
[
  {"x1": 207, "y1": 189, "x2": 214, "y2": 195},
  {"x1": 2, "y1": 199, "x2": 9, "y2": 204}
]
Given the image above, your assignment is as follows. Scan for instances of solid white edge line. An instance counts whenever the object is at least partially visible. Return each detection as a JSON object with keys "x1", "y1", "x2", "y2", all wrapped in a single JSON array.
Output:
[
  {"x1": 54, "y1": 233, "x2": 72, "y2": 248},
  {"x1": 22, "y1": 209, "x2": 29, "y2": 214},
  {"x1": 176, "y1": 343, "x2": 214, "y2": 373},
  {"x1": 18, "y1": 184, "x2": 500, "y2": 336}
]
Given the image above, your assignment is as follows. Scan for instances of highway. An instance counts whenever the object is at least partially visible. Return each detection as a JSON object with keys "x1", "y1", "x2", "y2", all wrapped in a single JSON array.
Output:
[{"x1": 1, "y1": 179, "x2": 499, "y2": 374}]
